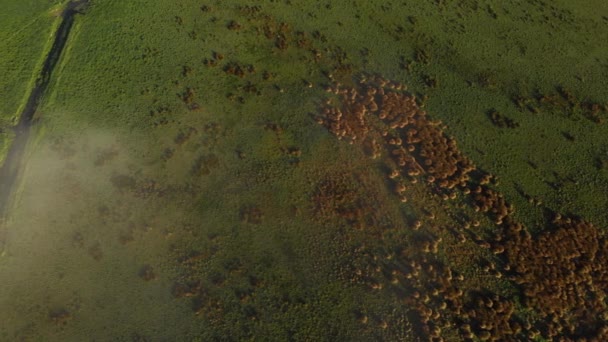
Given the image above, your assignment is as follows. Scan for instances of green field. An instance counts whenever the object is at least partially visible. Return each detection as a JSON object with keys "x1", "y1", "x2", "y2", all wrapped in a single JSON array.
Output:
[
  {"x1": 2, "y1": 0, "x2": 608, "y2": 340},
  {"x1": 0, "y1": 1, "x2": 67, "y2": 163}
]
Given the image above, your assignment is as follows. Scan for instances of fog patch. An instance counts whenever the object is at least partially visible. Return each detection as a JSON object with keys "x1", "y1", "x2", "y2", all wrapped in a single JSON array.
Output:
[{"x1": 0, "y1": 126, "x2": 197, "y2": 340}]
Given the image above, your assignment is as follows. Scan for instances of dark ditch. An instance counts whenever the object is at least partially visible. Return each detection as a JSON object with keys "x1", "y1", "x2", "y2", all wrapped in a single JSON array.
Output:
[{"x1": 0, "y1": 0, "x2": 89, "y2": 219}]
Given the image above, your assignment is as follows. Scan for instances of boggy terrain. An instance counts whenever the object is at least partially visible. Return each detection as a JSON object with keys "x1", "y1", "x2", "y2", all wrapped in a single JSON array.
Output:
[
  {"x1": 317, "y1": 74, "x2": 608, "y2": 340},
  {"x1": 1, "y1": 0, "x2": 608, "y2": 340}
]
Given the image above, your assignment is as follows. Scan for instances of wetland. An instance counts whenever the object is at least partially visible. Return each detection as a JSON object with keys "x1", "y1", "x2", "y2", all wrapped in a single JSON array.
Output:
[{"x1": 1, "y1": 0, "x2": 608, "y2": 340}]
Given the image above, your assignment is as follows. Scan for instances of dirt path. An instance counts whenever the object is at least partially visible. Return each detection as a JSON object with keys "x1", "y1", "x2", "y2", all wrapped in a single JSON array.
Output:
[{"x1": 0, "y1": 0, "x2": 89, "y2": 223}]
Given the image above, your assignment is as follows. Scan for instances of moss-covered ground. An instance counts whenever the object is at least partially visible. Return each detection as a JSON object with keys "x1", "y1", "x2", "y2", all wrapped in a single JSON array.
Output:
[{"x1": 1, "y1": 0, "x2": 608, "y2": 340}]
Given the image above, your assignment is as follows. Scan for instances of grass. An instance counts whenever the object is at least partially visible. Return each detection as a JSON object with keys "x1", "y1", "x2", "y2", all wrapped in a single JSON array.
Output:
[
  {"x1": 0, "y1": 1, "x2": 66, "y2": 124},
  {"x1": 0, "y1": 131, "x2": 15, "y2": 166},
  {"x1": 0, "y1": 1, "x2": 69, "y2": 168},
  {"x1": 1, "y1": 0, "x2": 608, "y2": 340}
]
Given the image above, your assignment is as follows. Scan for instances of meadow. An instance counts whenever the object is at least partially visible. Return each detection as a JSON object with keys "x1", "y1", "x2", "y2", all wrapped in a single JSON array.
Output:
[
  {"x1": 0, "y1": 1, "x2": 67, "y2": 164},
  {"x1": 1, "y1": 0, "x2": 608, "y2": 340}
]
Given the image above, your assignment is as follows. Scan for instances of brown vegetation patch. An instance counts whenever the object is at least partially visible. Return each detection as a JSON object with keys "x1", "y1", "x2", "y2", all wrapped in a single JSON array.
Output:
[
  {"x1": 191, "y1": 153, "x2": 220, "y2": 176},
  {"x1": 133, "y1": 179, "x2": 167, "y2": 198},
  {"x1": 240, "y1": 205, "x2": 263, "y2": 225},
  {"x1": 311, "y1": 170, "x2": 388, "y2": 230},
  {"x1": 49, "y1": 308, "x2": 71, "y2": 326},
  {"x1": 49, "y1": 136, "x2": 77, "y2": 159},
  {"x1": 487, "y1": 109, "x2": 519, "y2": 129},
  {"x1": 317, "y1": 74, "x2": 475, "y2": 195},
  {"x1": 172, "y1": 280, "x2": 203, "y2": 298},
  {"x1": 312, "y1": 172, "x2": 361, "y2": 223},
  {"x1": 316, "y1": 73, "x2": 608, "y2": 340},
  {"x1": 94, "y1": 146, "x2": 119, "y2": 166},
  {"x1": 139, "y1": 264, "x2": 156, "y2": 281},
  {"x1": 174, "y1": 127, "x2": 198, "y2": 146},
  {"x1": 514, "y1": 85, "x2": 608, "y2": 123},
  {"x1": 501, "y1": 216, "x2": 608, "y2": 339},
  {"x1": 223, "y1": 62, "x2": 255, "y2": 78},
  {"x1": 110, "y1": 174, "x2": 137, "y2": 190},
  {"x1": 88, "y1": 242, "x2": 103, "y2": 261}
]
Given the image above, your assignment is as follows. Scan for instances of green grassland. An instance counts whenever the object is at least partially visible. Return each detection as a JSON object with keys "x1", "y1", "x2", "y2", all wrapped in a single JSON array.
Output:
[
  {"x1": 0, "y1": 0, "x2": 67, "y2": 165},
  {"x1": 41, "y1": 0, "x2": 608, "y2": 230},
  {"x1": 1, "y1": 0, "x2": 608, "y2": 340}
]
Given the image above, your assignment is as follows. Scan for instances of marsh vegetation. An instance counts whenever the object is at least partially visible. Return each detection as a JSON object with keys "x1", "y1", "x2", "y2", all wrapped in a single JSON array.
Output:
[{"x1": 1, "y1": 0, "x2": 608, "y2": 340}]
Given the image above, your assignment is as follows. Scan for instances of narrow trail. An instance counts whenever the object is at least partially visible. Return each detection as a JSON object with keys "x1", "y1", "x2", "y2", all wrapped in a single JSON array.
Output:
[{"x1": 0, "y1": 0, "x2": 89, "y2": 225}]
